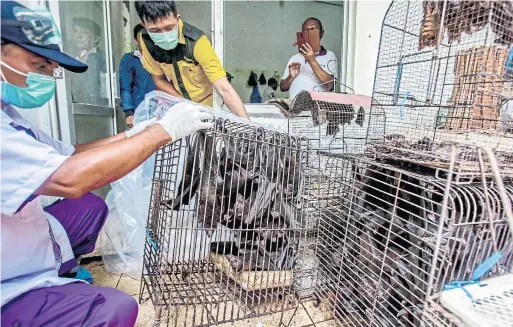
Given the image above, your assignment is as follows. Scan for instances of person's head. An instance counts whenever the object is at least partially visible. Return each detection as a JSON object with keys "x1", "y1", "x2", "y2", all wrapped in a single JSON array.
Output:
[
  {"x1": 72, "y1": 17, "x2": 101, "y2": 51},
  {"x1": 1, "y1": 39, "x2": 58, "y2": 88},
  {"x1": 133, "y1": 24, "x2": 145, "y2": 49},
  {"x1": 302, "y1": 17, "x2": 324, "y2": 39},
  {"x1": 1, "y1": 1, "x2": 87, "y2": 108},
  {"x1": 268, "y1": 78, "x2": 278, "y2": 91},
  {"x1": 135, "y1": 1, "x2": 180, "y2": 33},
  {"x1": 135, "y1": 1, "x2": 181, "y2": 50}
]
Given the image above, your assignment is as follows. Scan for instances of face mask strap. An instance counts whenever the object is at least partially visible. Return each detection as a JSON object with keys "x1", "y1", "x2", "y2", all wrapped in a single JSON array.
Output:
[
  {"x1": 0, "y1": 61, "x2": 29, "y2": 78},
  {"x1": 0, "y1": 66, "x2": 6, "y2": 81},
  {"x1": 1, "y1": 61, "x2": 60, "y2": 81}
]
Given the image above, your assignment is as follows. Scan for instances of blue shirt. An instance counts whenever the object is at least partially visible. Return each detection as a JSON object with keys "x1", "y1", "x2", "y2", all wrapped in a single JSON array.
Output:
[{"x1": 119, "y1": 50, "x2": 156, "y2": 114}]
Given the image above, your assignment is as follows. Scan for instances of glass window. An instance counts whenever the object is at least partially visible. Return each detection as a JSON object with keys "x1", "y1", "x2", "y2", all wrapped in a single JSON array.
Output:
[{"x1": 58, "y1": 1, "x2": 110, "y2": 106}]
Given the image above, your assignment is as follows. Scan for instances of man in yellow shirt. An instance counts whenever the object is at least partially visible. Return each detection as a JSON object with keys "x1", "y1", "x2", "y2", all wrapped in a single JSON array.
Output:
[{"x1": 135, "y1": 1, "x2": 248, "y2": 118}]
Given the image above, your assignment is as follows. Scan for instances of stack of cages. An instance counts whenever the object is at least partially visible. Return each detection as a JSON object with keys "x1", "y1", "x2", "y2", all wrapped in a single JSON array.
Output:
[
  {"x1": 368, "y1": 0, "x2": 513, "y2": 175},
  {"x1": 314, "y1": 0, "x2": 513, "y2": 326},
  {"x1": 140, "y1": 107, "x2": 321, "y2": 326}
]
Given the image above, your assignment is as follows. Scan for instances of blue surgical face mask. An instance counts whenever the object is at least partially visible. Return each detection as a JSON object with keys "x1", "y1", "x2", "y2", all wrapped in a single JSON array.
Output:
[
  {"x1": 148, "y1": 27, "x2": 179, "y2": 50},
  {"x1": 0, "y1": 61, "x2": 56, "y2": 109}
]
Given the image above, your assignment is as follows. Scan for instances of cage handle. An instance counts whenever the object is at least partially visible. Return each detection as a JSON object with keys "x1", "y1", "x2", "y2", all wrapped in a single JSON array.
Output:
[
  {"x1": 477, "y1": 148, "x2": 500, "y2": 253},
  {"x1": 313, "y1": 59, "x2": 355, "y2": 94},
  {"x1": 481, "y1": 147, "x2": 513, "y2": 243}
]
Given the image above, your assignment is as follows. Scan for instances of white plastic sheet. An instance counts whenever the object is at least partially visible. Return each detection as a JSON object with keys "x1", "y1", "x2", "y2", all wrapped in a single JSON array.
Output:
[
  {"x1": 100, "y1": 92, "x2": 163, "y2": 278},
  {"x1": 100, "y1": 165, "x2": 151, "y2": 278}
]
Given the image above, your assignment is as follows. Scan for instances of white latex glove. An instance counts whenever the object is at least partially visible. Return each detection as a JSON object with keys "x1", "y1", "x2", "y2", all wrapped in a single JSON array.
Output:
[
  {"x1": 156, "y1": 102, "x2": 214, "y2": 141},
  {"x1": 125, "y1": 117, "x2": 157, "y2": 138}
]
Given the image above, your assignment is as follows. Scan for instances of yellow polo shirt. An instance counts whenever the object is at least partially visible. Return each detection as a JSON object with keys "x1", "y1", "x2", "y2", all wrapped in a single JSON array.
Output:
[{"x1": 139, "y1": 20, "x2": 226, "y2": 106}]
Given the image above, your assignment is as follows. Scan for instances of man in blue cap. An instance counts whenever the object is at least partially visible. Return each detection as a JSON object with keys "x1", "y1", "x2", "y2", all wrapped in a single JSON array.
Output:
[{"x1": 1, "y1": 2, "x2": 213, "y2": 325}]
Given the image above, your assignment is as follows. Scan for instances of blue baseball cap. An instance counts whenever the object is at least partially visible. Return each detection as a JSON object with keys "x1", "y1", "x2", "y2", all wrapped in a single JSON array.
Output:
[{"x1": 1, "y1": 1, "x2": 88, "y2": 73}]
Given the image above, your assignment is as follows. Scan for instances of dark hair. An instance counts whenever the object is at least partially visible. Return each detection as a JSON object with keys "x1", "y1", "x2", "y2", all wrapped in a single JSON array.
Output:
[
  {"x1": 303, "y1": 17, "x2": 323, "y2": 32},
  {"x1": 73, "y1": 17, "x2": 101, "y2": 38},
  {"x1": 133, "y1": 24, "x2": 145, "y2": 39},
  {"x1": 268, "y1": 78, "x2": 278, "y2": 87},
  {"x1": 135, "y1": 1, "x2": 177, "y2": 24}
]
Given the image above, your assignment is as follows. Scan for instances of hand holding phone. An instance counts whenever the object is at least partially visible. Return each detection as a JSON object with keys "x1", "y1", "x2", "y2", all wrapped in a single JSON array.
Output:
[
  {"x1": 300, "y1": 44, "x2": 316, "y2": 64},
  {"x1": 294, "y1": 30, "x2": 321, "y2": 53}
]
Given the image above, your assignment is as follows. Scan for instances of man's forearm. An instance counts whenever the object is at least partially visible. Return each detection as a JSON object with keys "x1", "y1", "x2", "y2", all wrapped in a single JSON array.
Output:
[
  {"x1": 310, "y1": 60, "x2": 334, "y2": 90},
  {"x1": 223, "y1": 90, "x2": 249, "y2": 118},
  {"x1": 120, "y1": 89, "x2": 135, "y2": 114},
  {"x1": 280, "y1": 75, "x2": 294, "y2": 92},
  {"x1": 213, "y1": 77, "x2": 249, "y2": 118},
  {"x1": 37, "y1": 125, "x2": 170, "y2": 198},
  {"x1": 73, "y1": 133, "x2": 127, "y2": 154}
]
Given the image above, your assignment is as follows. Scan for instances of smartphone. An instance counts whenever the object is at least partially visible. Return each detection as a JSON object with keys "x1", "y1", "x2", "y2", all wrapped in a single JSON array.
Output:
[{"x1": 295, "y1": 30, "x2": 321, "y2": 53}]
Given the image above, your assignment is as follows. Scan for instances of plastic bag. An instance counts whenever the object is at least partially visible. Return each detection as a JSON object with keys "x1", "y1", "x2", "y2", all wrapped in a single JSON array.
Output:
[
  {"x1": 101, "y1": 165, "x2": 151, "y2": 278},
  {"x1": 100, "y1": 91, "x2": 162, "y2": 278}
]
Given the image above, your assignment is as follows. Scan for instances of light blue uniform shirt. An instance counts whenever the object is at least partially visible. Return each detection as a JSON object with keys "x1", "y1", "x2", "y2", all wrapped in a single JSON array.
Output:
[{"x1": 1, "y1": 104, "x2": 78, "y2": 307}]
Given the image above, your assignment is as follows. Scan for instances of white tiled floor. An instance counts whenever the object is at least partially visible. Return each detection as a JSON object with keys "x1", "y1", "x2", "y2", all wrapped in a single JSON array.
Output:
[{"x1": 83, "y1": 261, "x2": 337, "y2": 327}]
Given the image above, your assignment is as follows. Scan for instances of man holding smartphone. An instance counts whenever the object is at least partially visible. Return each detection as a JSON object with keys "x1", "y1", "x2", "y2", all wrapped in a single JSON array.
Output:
[{"x1": 280, "y1": 17, "x2": 338, "y2": 99}]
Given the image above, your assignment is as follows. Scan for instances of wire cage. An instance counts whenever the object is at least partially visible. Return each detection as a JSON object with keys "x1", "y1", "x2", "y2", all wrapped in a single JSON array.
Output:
[
  {"x1": 285, "y1": 90, "x2": 386, "y2": 156},
  {"x1": 139, "y1": 1, "x2": 513, "y2": 325},
  {"x1": 368, "y1": 0, "x2": 513, "y2": 177},
  {"x1": 140, "y1": 117, "x2": 327, "y2": 326},
  {"x1": 313, "y1": 146, "x2": 513, "y2": 327}
]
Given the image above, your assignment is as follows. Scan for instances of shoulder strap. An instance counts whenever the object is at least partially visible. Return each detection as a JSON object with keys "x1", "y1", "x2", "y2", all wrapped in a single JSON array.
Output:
[
  {"x1": 182, "y1": 22, "x2": 204, "y2": 41},
  {"x1": 172, "y1": 62, "x2": 191, "y2": 100},
  {"x1": 182, "y1": 22, "x2": 205, "y2": 66}
]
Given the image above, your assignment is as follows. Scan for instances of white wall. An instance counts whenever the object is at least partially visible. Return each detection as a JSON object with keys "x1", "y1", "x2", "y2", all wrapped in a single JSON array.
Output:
[
  {"x1": 352, "y1": 0, "x2": 391, "y2": 96},
  {"x1": 224, "y1": 1, "x2": 344, "y2": 101}
]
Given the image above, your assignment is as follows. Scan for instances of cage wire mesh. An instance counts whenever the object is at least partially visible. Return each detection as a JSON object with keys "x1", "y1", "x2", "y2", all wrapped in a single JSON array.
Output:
[
  {"x1": 286, "y1": 90, "x2": 386, "y2": 157},
  {"x1": 140, "y1": 0, "x2": 513, "y2": 326},
  {"x1": 368, "y1": 0, "x2": 513, "y2": 179},
  {"x1": 140, "y1": 116, "x2": 331, "y2": 326},
  {"x1": 309, "y1": 0, "x2": 513, "y2": 325},
  {"x1": 313, "y1": 148, "x2": 513, "y2": 327}
]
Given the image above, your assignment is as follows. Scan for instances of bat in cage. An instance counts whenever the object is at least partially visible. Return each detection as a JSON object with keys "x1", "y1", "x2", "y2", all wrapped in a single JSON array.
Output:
[
  {"x1": 419, "y1": 1, "x2": 513, "y2": 50},
  {"x1": 162, "y1": 120, "x2": 305, "y2": 273},
  {"x1": 316, "y1": 152, "x2": 513, "y2": 327},
  {"x1": 288, "y1": 91, "x2": 371, "y2": 138}
]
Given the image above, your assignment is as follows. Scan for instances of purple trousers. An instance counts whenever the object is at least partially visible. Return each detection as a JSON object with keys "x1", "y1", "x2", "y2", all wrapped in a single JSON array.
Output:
[
  {"x1": 44, "y1": 193, "x2": 108, "y2": 275},
  {"x1": 1, "y1": 282, "x2": 138, "y2": 327},
  {"x1": 1, "y1": 193, "x2": 138, "y2": 327}
]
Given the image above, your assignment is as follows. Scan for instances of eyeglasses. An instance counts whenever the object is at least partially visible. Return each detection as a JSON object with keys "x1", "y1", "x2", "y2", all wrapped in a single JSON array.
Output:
[
  {"x1": 302, "y1": 26, "x2": 320, "y2": 32},
  {"x1": 3, "y1": 6, "x2": 63, "y2": 47}
]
